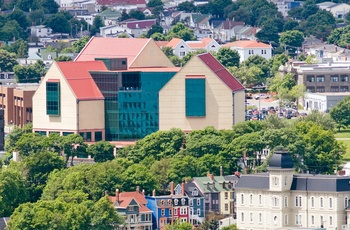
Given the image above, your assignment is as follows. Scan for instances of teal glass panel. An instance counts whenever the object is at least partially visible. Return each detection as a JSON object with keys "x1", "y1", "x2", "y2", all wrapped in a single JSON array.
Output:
[
  {"x1": 46, "y1": 82, "x2": 60, "y2": 115},
  {"x1": 186, "y1": 78, "x2": 206, "y2": 117}
]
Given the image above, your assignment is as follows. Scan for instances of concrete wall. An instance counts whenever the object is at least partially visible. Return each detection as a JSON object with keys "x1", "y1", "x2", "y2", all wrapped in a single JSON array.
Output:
[
  {"x1": 131, "y1": 39, "x2": 175, "y2": 68},
  {"x1": 33, "y1": 63, "x2": 78, "y2": 133},
  {"x1": 159, "y1": 56, "x2": 241, "y2": 131}
]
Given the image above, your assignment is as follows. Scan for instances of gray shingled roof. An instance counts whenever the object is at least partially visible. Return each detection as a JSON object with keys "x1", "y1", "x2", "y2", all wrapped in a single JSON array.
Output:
[
  {"x1": 291, "y1": 174, "x2": 350, "y2": 192},
  {"x1": 235, "y1": 173, "x2": 269, "y2": 190},
  {"x1": 184, "y1": 182, "x2": 205, "y2": 198}
]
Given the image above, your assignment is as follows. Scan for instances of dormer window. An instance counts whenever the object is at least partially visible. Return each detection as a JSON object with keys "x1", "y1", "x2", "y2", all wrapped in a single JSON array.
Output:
[
  {"x1": 222, "y1": 182, "x2": 226, "y2": 189},
  {"x1": 181, "y1": 198, "x2": 186, "y2": 205},
  {"x1": 192, "y1": 188, "x2": 198, "y2": 196},
  {"x1": 180, "y1": 45, "x2": 184, "y2": 48},
  {"x1": 168, "y1": 199, "x2": 172, "y2": 205},
  {"x1": 48, "y1": 55, "x2": 52, "y2": 60},
  {"x1": 161, "y1": 200, "x2": 165, "y2": 205},
  {"x1": 174, "y1": 199, "x2": 178, "y2": 205}
]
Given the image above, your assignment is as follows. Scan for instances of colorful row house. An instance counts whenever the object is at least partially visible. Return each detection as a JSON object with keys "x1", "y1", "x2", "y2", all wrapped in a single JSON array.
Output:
[{"x1": 146, "y1": 184, "x2": 190, "y2": 230}]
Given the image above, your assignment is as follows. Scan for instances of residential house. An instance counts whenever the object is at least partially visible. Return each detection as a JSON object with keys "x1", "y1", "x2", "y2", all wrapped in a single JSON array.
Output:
[
  {"x1": 146, "y1": 187, "x2": 190, "y2": 230},
  {"x1": 223, "y1": 40, "x2": 272, "y2": 62},
  {"x1": 186, "y1": 38, "x2": 220, "y2": 53},
  {"x1": 100, "y1": 24, "x2": 132, "y2": 37},
  {"x1": 30, "y1": 25, "x2": 52, "y2": 38},
  {"x1": 33, "y1": 37, "x2": 178, "y2": 141},
  {"x1": 108, "y1": 188, "x2": 153, "y2": 230},
  {"x1": 96, "y1": 0, "x2": 146, "y2": 9},
  {"x1": 192, "y1": 171, "x2": 239, "y2": 216},
  {"x1": 0, "y1": 84, "x2": 38, "y2": 127},
  {"x1": 236, "y1": 150, "x2": 350, "y2": 230},
  {"x1": 210, "y1": 19, "x2": 245, "y2": 43},
  {"x1": 317, "y1": 2, "x2": 350, "y2": 19},
  {"x1": 159, "y1": 52, "x2": 246, "y2": 132},
  {"x1": 165, "y1": 38, "x2": 191, "y2": 58},
  {"x1": 234, "y1": 26, "x2": 260, "y2": 41},
  {"x1": 174, "y1": 181, "x2": 205, "y2": 225},
  {"x1": 122, "y1": 19, "x2": 157, "y2": 38},
  {"x1": 98, "y1": 8, "x2": 122, "y2": 26}
]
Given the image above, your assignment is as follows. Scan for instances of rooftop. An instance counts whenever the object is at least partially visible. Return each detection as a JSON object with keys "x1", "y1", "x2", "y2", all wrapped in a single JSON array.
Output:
[{"x1": 223, "y1": 40, "x2": 271, "y2": 48}]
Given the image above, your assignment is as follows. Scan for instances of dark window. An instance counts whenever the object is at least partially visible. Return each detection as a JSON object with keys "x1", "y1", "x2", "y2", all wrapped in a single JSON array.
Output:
[
  {"x1": 316, "y1": 87, "x2": 325, "y2": 93},
  {"x1": 331, "y1": 75, "x2": 339, "y2": 82},
  {"x1": 79, "y1": 132, "x2": 92, "y2": 142},
  {"x1": 330, "y1": 86, "x2": 339, "y2": 92},
  {"x1": 341, "y1": 75, "x2": 349, "y2": 82},
  {"x1": 307, "y1": 75, "x2": 315, "y2": 82},
  {"x1": 63, "y1": 132, "x2": 73, "y2": 136},
  {"x1": 95, "y1": 131, "x2": 102, "y2": 141},
  {"x1": 341, "y1": 86, "x2": 349, "y2": 92},
  {"x1": 186, "y1": 78, "x2": 206, "y2": 117},
  {"x1": 46, "y1": 82, "x2": 60, "y2": 115},
  {"x1": 35, "y1": 131, "x2": 47, "y2": 136}
]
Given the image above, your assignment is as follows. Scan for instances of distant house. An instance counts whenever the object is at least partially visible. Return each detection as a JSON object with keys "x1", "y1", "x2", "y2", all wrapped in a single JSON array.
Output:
[
  {"x1": 317, "y1": 2, "x2": 350, "y2": 18},
  {"x1": 146, "y1": 186, "x2": 190, "y2": 230},
  {"x1": 108, "y1": 188, "x2": 153, "y2": 230},
  {"x1": 222, "y1": 40, "x2": 272, "y2": 62},
  {"x1": 174, "y1": 181, "x2": 206, "y2": 225},
  {"x1": 186, "y1": 38, "x2": 220, "y2": 53},
  {"x1": 100, "y1": 24, "x2": 132, "y2": 37},
  {"x1": 211, "y1": 19, "x2": 245, "y2": 43},
  {"x1": 192, "y1": 172, "x2": 239, "y2": 215},
  {"x1": 123, "y1": 19, "x2": 157, "y2": 38},
  {"x1": 96, "y1": 0, "x2": 146, "y2": 8},
  {"x1": 30, "y1": 25, "x2": 52, "y2": 38},
  {"x1": 166, "y1": 38, "x2": 191, "y2": 58},
  {"x1": 98, "y1": 8, "x2": 122, "y2": 25}
]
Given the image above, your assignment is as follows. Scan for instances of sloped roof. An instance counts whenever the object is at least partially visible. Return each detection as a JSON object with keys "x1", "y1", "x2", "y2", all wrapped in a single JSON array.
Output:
[
  {"x1": 235, "y1": 173, "x2": 269, "y2": 190},
  {"x1": 197, "y1": 53, "x2": 245, "y2": 92},
  {"x1": 192, "y1": 14, "x2": 211, "y2": 24},
  {"x1": 155, "y1": 41, "x2": 169, "y2": 48},
  {"x1": 56, "y1": 61, "x2": 106, "y2": 101},
  {"x1": 223, "y1": 40, "x2": 271, "y2": 48},
  {"x1": 96, "y1": 0, "x2": 146, "y2": 5},
  {"x1": 108, "y1": 191, "x2": 152, "y2": 212},
  {"x1": 166, "y1": 38, "x2": 183, "y2": 48},
  {"x1": 126, "y1": 19, "x2": 156, "y2": 29},
  {"x1": 75, "y1": 37, "x2": 150, "y2": 66},
  {"x1": 186, "y1": 38, "x2": 214, "y2": 49},
  {"x1": 98, "y1": 8, "x2": 122, "y2": 18},
  {"x1": 193, "y1": 175, "x2": 239, "y2": 193},
  {"x1": 222, "y1": 20, "x2": 245, "y2": 30}
]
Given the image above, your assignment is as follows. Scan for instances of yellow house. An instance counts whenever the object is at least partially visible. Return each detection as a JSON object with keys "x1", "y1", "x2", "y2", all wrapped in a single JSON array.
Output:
[
  {"x1": 32, "y1": 61, "x2": 106, "y2": 141},
  {"x1": 159, "y1": 53, "x2": 245, "y2": 131}
]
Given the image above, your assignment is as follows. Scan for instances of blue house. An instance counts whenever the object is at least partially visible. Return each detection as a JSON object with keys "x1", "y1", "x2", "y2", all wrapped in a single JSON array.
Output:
[
  {"x1": 174, "y1": 182, "x2": 205, "y2": 225},
  {"x1": 146, "y1": 188, "x2": 190, "y2": 230}
]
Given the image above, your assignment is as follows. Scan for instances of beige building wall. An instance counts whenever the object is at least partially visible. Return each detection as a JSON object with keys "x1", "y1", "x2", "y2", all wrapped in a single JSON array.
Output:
[
  {"x1": 159, "y1": 56, "x2": 241, "y2": 131},
  {"x1": 233, "y1": 90, "x2": 245, "y2": 124},
  {"x1": 33, "y1": 63, "x2": 78, "y2": 133},
  {"x1": 130, "y1": 39, "x2": 174, "y2": 68},
  {"x1": 220, "y1": 191, "x2": 234, "y2": 215},
  {"x1": 78, "y1": 100, "x2": 104, "y2": 130}
]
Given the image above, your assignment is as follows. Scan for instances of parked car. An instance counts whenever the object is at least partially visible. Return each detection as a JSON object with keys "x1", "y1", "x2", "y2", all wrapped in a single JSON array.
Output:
[{"x1": 299, "y1": 112, "x2": 308, "y2": 118}]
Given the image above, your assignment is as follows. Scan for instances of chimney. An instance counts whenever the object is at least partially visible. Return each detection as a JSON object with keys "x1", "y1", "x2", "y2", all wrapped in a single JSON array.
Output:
[
  {"x1": 170, "y1": 181, "x2": 174, "y2": 195},
  {"x1": 152, "y1": 189, "x2": 156, "y2": 197},
  {"x1": 207, "y1": 173, "x2": 214, "y2": 181},
  {"x1": 136, "y1": 186, "x2": 140, "y2": 192},
  {"x1": 181, "y1": 182, "x2": 185, "y2": 196},
  {"x1": 116, "y1": 189, "x2": 120, "y2": 202},
  {"x1": 220, "y1": 166, "x2": 223, "y2": 176}
]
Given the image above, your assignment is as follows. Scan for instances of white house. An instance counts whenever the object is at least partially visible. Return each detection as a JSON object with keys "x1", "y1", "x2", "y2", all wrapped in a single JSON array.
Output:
[
  {"x1": 100, "y1": 25, "x2": 132, "y2": 37},
  {"x1": 236, "y1": 150, "x2": 350, "y2": 230},
  {"x1": 30, "y1": 25, "x2": 52, "y2": 38},
  {"x1": 222, "y1": 40, "x2": 272, "y2": 62},
  {"x1": 186, "y1": 38, "x2": 221, "y2": 53},
  {"x1": 165, "y1": 38, "x2": 191, "y2": 58},
  {"x1": 317, "y1": 2, "x2": 350, "y2": 19},
  {"x1": 304, "y1": 92, "x2": 350, "y2": 112}
]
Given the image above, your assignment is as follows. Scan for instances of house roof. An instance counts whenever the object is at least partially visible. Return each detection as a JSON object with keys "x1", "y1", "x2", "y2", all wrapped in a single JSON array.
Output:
[
  {"x1": 192, "y1": 14, "x2": 211, "y2": 24},
  {"x1": 96, "y1": 0, "x2": 146, "y2": 5},
  {"x1": 155, "y1": 41, "x2": 169, "y2": 48},
  {"x1": 56, "y1": 61, "x2": 106, "y2": 101},
  {"x1": 166, "y1": 38, "x2": 183, "y2": 48},
  {"x1": 186, "y1": 38, "x2": 214, "y2": 49},
  {"x1": 98, "y1": 8, "x2": 122, "y2": 18},
  {"x1": 126, "y1": 19, "x2": 156, "y2": 29},
  {"x1": 197, "y1": 53, "x2": 245, "y2": 92},
  {"x1": 183, "y1": 182, "x2": 205, "y2": 198},
  {"x1": 223, "y1": 40, "x2": 271, "y2": 49},
  {"x1": 235, "y1": 173, "x2": 270, "y2": 190},
  {"x1": 108, "y1": 191, "x2": 152, "y2": 212},
  {"x1": 75, "y1": 37, "x2": 150, "y2": 66},
  {"x1": 192, "y1": 174, "x2": 239, "y2": 193}
]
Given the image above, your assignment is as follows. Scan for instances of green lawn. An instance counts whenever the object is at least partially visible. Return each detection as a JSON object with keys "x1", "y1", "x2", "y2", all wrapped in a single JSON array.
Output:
[
  {"x1": 339, "y1": 140, "x2": 350, "y2": 161},
  {"x1": 335, "y1": 130, "x2": 350, "y2": 139}
]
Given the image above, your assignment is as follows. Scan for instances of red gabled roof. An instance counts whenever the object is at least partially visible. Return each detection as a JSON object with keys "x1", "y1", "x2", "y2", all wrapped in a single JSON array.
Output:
[
  {"x1": 166, "y1": 38, "x2": 182, "y2": 48},
  {"x1": 197, "y1": 53, "x2": 245, "y2": 92},
  {"x1": 96, "y1": 0, "x2": 146, "y2": 5},
  {"x1": 75, "y1": 37, "x2": 150, "y2": 66},
  {"x1": 108, "y1": 191, "x2": 151, "y2": 213},
  {"x1": 126, "y1": 19, "x2": 156, "y2": 29},
  {"x1": 56, "y1": 61, "x2": 106, "y2": 100}
]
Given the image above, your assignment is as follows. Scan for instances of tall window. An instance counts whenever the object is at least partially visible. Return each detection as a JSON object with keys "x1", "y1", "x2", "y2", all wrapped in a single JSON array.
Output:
[
  {"x1": 259, "y1": 195, "x2": 262, "y2": 205},
  {"x1": 311, "y1": 197, "x2": 314, "y2": 208},
  {"x1": 46, "y1": 82, "x2": 60, "y2": 115},
  {"x1": 329, "y1": 216, "x2": 333, "y2": 226},
  {"x1": 185, "y1": 78, "x2": 206, "y2": 117},
  {"x1": 241, "y1": 194, "x2": 244, "y2": 205},
  {"x1": 295, "y1": 196, "x2": 298, "y2": 207},
  {"x1": 241, "y1": 212, "x2": 244, "y2": 222},
  {"x1": 329, "y1": 197, "x2": 333, "y2": 208},
  {"x1": 250, "y1": 194, "x2": 253, "y2": 205},
  {"x1": 311, "y1": 215, "x2": 314, "y2": 225},
  {"x1": 250, "y1": 213, "x2": 253, "y2": 222},
  {"x1": 284, "y1": 197, "x2": 288, "y2": 207},
  {"x1": 284, "y1": 215, "x2": 288, "y2": 225},
  {"x1": 345, "y1": 197, "x2": 348, "y2": 208},
  {"x1": 320, "y1": 197, "x2": 324, "y2": 208},
  {"x1": 259, "y1": 213, "x2": 262, "y2": 223}
]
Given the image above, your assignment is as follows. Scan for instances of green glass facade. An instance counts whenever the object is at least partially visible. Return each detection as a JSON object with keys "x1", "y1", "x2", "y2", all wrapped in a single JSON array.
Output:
[
  {"x1": 46, "y1": 82, "x2": 60, "y2": 115},
  {"x1": 185, "y1": 78, "x2": 206, "y2": 117},
  {"x1": 91, "y1": 71, "x2": 176, "y2": 141}
]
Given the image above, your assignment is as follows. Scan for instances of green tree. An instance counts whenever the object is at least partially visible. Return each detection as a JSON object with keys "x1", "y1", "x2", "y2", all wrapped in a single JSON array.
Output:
[
  {"x1": 0, "y1": 20, "x2": 25, "y2": 41},
  {"x1": 279, "y1": 30, "x2": 305, "y2": 52},
  {"x1": 129, "y1": 10, "x2": 145, "y2": 20},
  {"x1": 147, "y1": 25, "x2": 164, "y2": 38},
  {"x1": 301, "y1": 110, "x2": 335, "y2": 130},
  {"x1": 215, "y1": 47, "x2": 240, "y2": 68},
  {"x1": 283, "y1": 20, "x2": 299, "y2": 31},
  {"x1": 23, "y1": 151, "x2": 66, "y2": 202},
  {"x1": 122, "y1": 164, "x2": 158, "y2": 192},
  {"x1": 44, "y1": 13, "x2": 70, "y2": 33},
  {"x1": 147, "y1": 0, "x2": 163, "y2": 7},
  {"x1": 177, "y1": 1, "x2": 197, "y2": 12},
  {"x1": 150, "y1": 158, "x2": 171, "y2": 194},
  {"x1": 2, "y1": 39, "x2": 28, "y2": 58},
  {"x1": 6, "y1": 9, "x2": 29, "y2": 29},
  {"x1": 91, "y1": 196, "x2": 124, "y2": 229},
  {"x1": 87, "y1": 141, "x2": 115, "y2": 162},
  {"x1": 167, "y1": 22, "x2": 195, "y2": 41},
  {"x1": 28, "y1": 9, "x2": 45, "y2": 26},
  {"x1": 14, "y1": 60, "x2": 46, "y2": 83},
  {"x1": 164, "y1": 220, "x2": 193, "y2": 230},
  {"x1": 151, "y1": 32, "x2": 167, "y2": 41},
  {"x1": 0, "y1": 169, "x2": 28, "y2": 216},
  {"x1": 40, "y1": 0, "x2": 59, "y2": 13},
  {"x1": 330, "y1": 96, "x2": 350, "y2": 129},
  {"x1": 91, "y1": 16, "x2": 105, "y2": 36},
  {"x1": 72, "y1": 36, "x2": 90, "y2": 53},
  {"x1": 221, "y1": 224, "x2": 238, "y2": 230},
  {"x1": 14, "y1": 132, "x2": 44, "y2": 157},
  {"x1": 0, "y1": 49, "x2": 18, "y2": 72},
  {"x1": 61, "y1": 134, "x2": 88, "y2": 165},
  {"x1": 55, "y1": 55, "x2": 72, "y2": 61}
]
